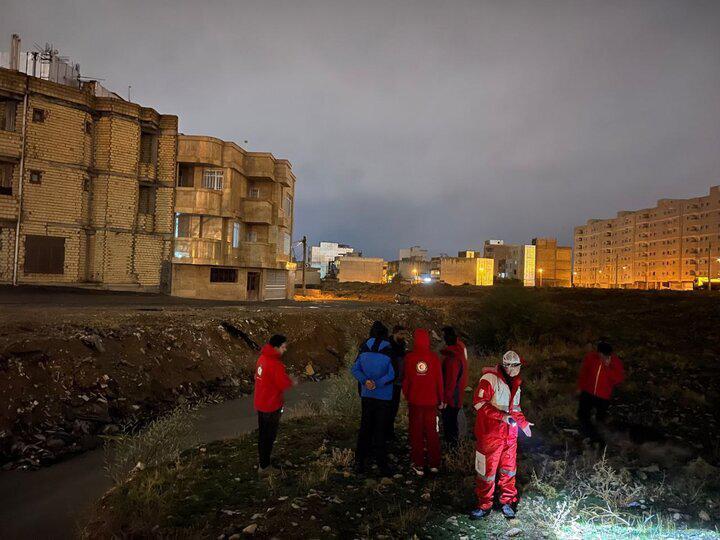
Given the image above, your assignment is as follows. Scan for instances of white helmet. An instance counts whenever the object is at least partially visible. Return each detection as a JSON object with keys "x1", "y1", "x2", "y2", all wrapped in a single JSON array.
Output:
[{"x1": 502, "y1": 350, "x2": 521, "y2": 367}]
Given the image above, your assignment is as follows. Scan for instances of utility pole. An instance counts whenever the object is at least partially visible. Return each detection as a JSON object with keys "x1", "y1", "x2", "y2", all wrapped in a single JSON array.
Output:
[{"x1": 301, "y1": 235, "x2": 307, "y2": 295}]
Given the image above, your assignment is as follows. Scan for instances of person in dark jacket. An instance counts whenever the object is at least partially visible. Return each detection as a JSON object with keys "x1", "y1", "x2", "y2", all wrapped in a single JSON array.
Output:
[
  {"x1": 440, "y1": 326, "x2": 468, "y2": 446},
  {"x1": 386, "y1": 325, "x2": 409, "y2": 443},
  {"x1": 577, "y1": 340, "x2": 625, "y2": 444},
  {"x1": 351, "y1": 321, "x2": 395, "y2": 475},
  {"x1": 254, "y1": 334, "x2": 296, "y2": 476}
]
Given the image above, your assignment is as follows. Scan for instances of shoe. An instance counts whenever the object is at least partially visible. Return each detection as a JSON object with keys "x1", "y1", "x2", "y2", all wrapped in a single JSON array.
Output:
[
  {"x1": 469, "y1": 508, "x2": 491, "y2": 520},
  {"x1": 411, "y1": 465, "x2": 425, "y2": 477},
  {"x1": 501, "y1": 504, "x2": 516, "y2": 519}
]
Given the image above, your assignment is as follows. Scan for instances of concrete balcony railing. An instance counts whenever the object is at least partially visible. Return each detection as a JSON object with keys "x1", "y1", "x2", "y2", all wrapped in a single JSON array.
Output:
[
  {"x1": 176, "y1": 188, "x2": 223, "y2": 216},
  {"x1": 244, "y1": 154, "x2": 275, "y2": 179},
  {"x1": 0, "y1": 131, "x2": 21, "y2": 158},
  {"x1": 173, "y1": 237, "x2": 223, "y2": 265},
  {"x1": 241, "y1": 199, "x2": 273, "y2": 224},
  {"x1": 277, "y1": 211, "x2": 291, "y2": 229},
  {"x1": 138, "y1": 162, "x2": 157, "y2": 180},
  {"x1": 274, "y1": 162, "x2": 293, "y2": 187},
  {"x1": 0, "y1": 194, "x2": 19, "y2": 221},
  {"x1": 233, "y1": 242, "x2": 277, "y2": 267}
]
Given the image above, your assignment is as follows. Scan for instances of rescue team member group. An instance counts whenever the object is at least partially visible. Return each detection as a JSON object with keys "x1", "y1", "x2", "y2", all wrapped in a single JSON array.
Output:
[{"x1": 252, "y1": 325, "x2": 623, "y2": 520}]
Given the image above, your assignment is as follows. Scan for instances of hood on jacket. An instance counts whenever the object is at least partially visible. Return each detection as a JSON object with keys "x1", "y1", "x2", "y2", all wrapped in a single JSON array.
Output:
[
  {"x1": 261, "y1": 343, "x2": 282, "y2": 360},
  {"x1": 413, "y1": 329, "x2": 431, "y2": 351}
]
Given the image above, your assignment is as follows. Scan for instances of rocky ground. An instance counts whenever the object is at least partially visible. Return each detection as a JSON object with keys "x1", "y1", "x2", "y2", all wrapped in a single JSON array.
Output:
[{"x1": 0, "y1": 294, "x2": 441, "y2": 469}]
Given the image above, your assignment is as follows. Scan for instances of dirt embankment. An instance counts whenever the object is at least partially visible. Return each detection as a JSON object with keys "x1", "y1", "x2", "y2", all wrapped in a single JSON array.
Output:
[{"x1": 0, "y1": 303, "x2": 439, "y2": 468}]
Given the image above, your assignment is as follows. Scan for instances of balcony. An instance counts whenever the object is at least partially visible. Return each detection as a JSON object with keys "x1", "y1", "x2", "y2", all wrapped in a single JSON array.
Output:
[
  {"x1": 0, "y1": 194, "x2": 19, "y2": 221},
  {"x1": 173, "y1": 237, "x2": 223, "y2": 265},
  {"x1": 0, "y1": 131, "x2": 21, "y2": 157},
  {"x1": 139, "y1": 162, "x2": 157, "y2": 181},
  {"x1": 233, "y1": 242, "x2": 277, "y2": 267},
  {"x1": 241, "y1": 199, "x2": 273, "y2": 224},
  {"x1": 274, "y1": 162, "x2": 293, "y2": 187},
  {"x1": 175, "y1": 188, "x2": 223, "y2": 216},
  {"x1": 244, "y1": 154, "x2": 275, "y2": 179}
]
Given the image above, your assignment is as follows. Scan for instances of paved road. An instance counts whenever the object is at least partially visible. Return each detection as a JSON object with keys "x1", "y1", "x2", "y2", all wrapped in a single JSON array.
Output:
[{"x1": 0, "y1": 380, "x2": 332, "y2": 540}]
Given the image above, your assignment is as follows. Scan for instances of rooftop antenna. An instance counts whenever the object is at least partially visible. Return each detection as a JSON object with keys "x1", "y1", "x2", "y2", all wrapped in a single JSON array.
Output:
[{"x1": 127, "y1": 85, "x2": 132, "y2": 101}]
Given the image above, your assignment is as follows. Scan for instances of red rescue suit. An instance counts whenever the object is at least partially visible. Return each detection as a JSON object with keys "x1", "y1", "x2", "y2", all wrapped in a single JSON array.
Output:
[
  {"x1": 473, "y1": 365, "x2": 529, "y2": 510},
  {"x1": 577, "y1": 351, "x2": 624, "y2": 400},
  {"x1": 254, "y1": 344, "x2": 292, "y2": 413},
  {"x1": 403, "y1": 329, "x2": 443, "y2": 469}
]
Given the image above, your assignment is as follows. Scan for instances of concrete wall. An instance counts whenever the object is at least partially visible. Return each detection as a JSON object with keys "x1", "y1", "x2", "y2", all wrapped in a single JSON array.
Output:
[
  {"x1": 440, "y1": 257, "x2": 494, "y2": 286},
  {"x1": 338, "y1": 257, "x2": 385, "y2": 283}
]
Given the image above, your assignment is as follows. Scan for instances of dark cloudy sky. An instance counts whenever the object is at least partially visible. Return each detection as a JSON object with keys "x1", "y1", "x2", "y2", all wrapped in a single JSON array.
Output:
[{"x1": 3, "y1": 0, "x2": 719, "y2": 259}]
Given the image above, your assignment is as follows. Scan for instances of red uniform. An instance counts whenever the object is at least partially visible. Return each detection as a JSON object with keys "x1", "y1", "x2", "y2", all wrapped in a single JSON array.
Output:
[
  {"x1": 441, "y1": 340, "x2": 468, "y2": 408},
  {"x1": 403, "y1": 329, "x2": 443, "y2": 469},
  {"x1": 253, "y1": 344, "x2": 292, "y2": 413},
  {"x1": 577, "y1": 351, "x2": 624, "y2": 400},
  {"x1": 473, "y1": 365, "x2": 529, "y2": 510}
]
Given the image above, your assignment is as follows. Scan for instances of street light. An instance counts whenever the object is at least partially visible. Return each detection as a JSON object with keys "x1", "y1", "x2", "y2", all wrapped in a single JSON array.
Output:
[{"x1": 538, "y1": 268, "x2": 544, "y2": 287}]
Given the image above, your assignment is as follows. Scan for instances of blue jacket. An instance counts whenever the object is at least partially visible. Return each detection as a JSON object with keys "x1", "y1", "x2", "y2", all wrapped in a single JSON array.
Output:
[{"x1": 351, "y1": 338, "x2": 395, "y2": 401}]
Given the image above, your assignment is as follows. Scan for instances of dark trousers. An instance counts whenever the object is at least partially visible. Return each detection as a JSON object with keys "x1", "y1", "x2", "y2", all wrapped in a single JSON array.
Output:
[
  {"x1": 578, "y1": 391, "x2": 610, "y2": 444},
  {"x1": 258, "y1": 409, "x2": 282, "y2": 469},
  {"x1": 441, "y1": 406, "x2": 460, "y2": 446},
  {"x1": 356, "y1": 397, "x2": 391, "y2": 470},
  {"x1": 387, "y1": 386, "x2": 402, "y2": 442}
]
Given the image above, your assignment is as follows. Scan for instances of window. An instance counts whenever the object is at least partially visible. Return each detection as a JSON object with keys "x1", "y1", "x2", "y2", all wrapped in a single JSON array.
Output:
[
  {"x1": 0, "y1": 162, "x2": 13, "y2": 195},
  {"x1": 32, "y1": 108, "x2": 46, "y2": 123},
  {"x1": 1, "y1": 99, "x2": 17, "y2": 131},
  {"x1": 140, "y1": 131, "x2": 158, "y2": 164},
  {"x1": 283, "y1": 232, "x2": 291, "y2": 255},
  {"x1": 138, "y1": 186, "x2": 155, "y2": 215},
  {"x1": 24, "y1": 235, "x2": 65, "y2": 274},
  {"x1": 246, "y1": 229, "x2": 258, "y2": 243},
  {"x1": 175, "y1": 214, "x2": 191, "y2": 237},
  {"x1": 248, "y1": 186, "x2": 260, "y2": 198},
  {"x1": 232, "y1": 222, "x2": 240, "y2": 248},
  {"x1": 210, "y1": 268, "x2": 238, "y2": 283},
  {"x1": 178, "y1": 165, "x2": 194, "y2": 187},
  {"x1": 283, "y1": 194, "x2": 293, "y2": 217},
  {"x1": 29, "y1": 170, "x2": 42, "y2": 184},
  {"x1": 202, "y1": 169, "x2": 223, "y2": 190}
]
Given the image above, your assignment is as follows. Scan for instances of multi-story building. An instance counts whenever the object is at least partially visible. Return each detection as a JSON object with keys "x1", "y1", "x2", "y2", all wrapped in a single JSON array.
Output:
[
  {"x1": 533, "y1": 237, "x2": 572, "y2": 287},
  {"x1": 483, "y1": 240, "x2": 537, "y2": 286},
  {"x1": 310, "y1": 241, "x2": 354, "y2": 278},
  {"x1": 171, "y1": 135, "x2": 296, "y2": 301},
  {"x1": 483, "y1": 240, "x2": 513, "y2": 278},
  {"x1": 439, "y1": 256, "x2": 494, "y2": 286},
  {"x1": 574, "y1": 186, "x2": 720, "y2": 290},
  {"x1": 0, "y1": 61, "x2": 177, "y2": 290},
  {"x1": 399, "y1": 245, "x2": 428, "y2": 261}
]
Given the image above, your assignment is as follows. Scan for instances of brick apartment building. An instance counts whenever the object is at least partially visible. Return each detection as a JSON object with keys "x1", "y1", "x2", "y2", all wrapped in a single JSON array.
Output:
[
  {"x1": 532, "y1": 237, "x2": 572, "y2": 287},
  {"x1": 574, "y1": 186, "x2": 720, "y2": 290},
  {"x1": 171, "y1": 135, "x2": 295, "y2": 301},
  {"x1": 0, "y1": 64, "x2": 177, "y2": 291}
]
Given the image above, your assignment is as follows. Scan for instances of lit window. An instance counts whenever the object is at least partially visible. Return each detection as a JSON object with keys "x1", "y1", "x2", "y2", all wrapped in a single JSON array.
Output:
[
  {"x1": 175, "y1": 214, "x2": 191, "y2": 237},
  {"x1": 232, "y1": 222, "x2": 240, "y2": 248},
  {"x1": 203, "y1": 169, "x2": 223, "y2": 190}
]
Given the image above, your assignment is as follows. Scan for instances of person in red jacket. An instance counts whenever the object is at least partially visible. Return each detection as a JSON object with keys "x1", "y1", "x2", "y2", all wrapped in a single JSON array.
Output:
[
  {"x1": 577, "y1": 340, "x2": 625, "y2": 445},
  {"x1": 254, "y1": 334, "x2": 296, "y2": 475},
  {"x1": 470, "y1": 350, "x2": 533, "y2": 520},
  {"x1": 403, "y1": 328, "x2": 444, "y2": 476},
  {"x1": 440, "y1": 326, "x2": 468, "y2": 446}
]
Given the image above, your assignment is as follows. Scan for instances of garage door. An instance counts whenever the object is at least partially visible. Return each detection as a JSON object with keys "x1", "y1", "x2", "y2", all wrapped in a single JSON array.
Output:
[{"x1": 264, "y1": 270, "x2": 287, "y2": 300}]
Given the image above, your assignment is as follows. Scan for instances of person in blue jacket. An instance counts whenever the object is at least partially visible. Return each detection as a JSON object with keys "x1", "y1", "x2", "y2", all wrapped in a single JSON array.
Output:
[{"x1": 351, "y1": 321, "x2": 395, "y2": 475}]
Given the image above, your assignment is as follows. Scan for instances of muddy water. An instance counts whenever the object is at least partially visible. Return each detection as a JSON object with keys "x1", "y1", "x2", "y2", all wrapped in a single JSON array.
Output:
[{"x1": 0, "y1": 379, "x2": 333, "y2": 540}]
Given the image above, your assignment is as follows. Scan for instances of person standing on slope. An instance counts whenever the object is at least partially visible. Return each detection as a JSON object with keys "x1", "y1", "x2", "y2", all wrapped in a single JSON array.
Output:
[
  {"x1": 403, "y1": 328, "x2": 444, "y2": 476},
  {"x1": 351, "y1": 321, "x2": 395, "y2": 475},
  {"x1": 440, "y1": 326, "x2": 468, "y2": 446},
  {"x1": 576, "y1": 340, "x2": 624, "y2": 445},
  {"x1": 470, "y1": 350, "x2": 533, "y2": 520},
  {"x1": 254, "y1": 334, "x2": 296, "y2": 476}
]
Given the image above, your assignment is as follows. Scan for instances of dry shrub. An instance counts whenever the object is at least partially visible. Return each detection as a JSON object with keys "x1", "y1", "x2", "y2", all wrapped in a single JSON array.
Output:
[
  {"x1": 320, "y1": 372, "x2": 359, "y2": 419},
  {"x1": 444, "y1": 438, "x2": 475, "y2": 474},
  {"x1": 104, "y1": 402, "x2": 200, "y2": 484},
  {"x1": 284, "y1": 400, "x2": 321, "y2": 419}
]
